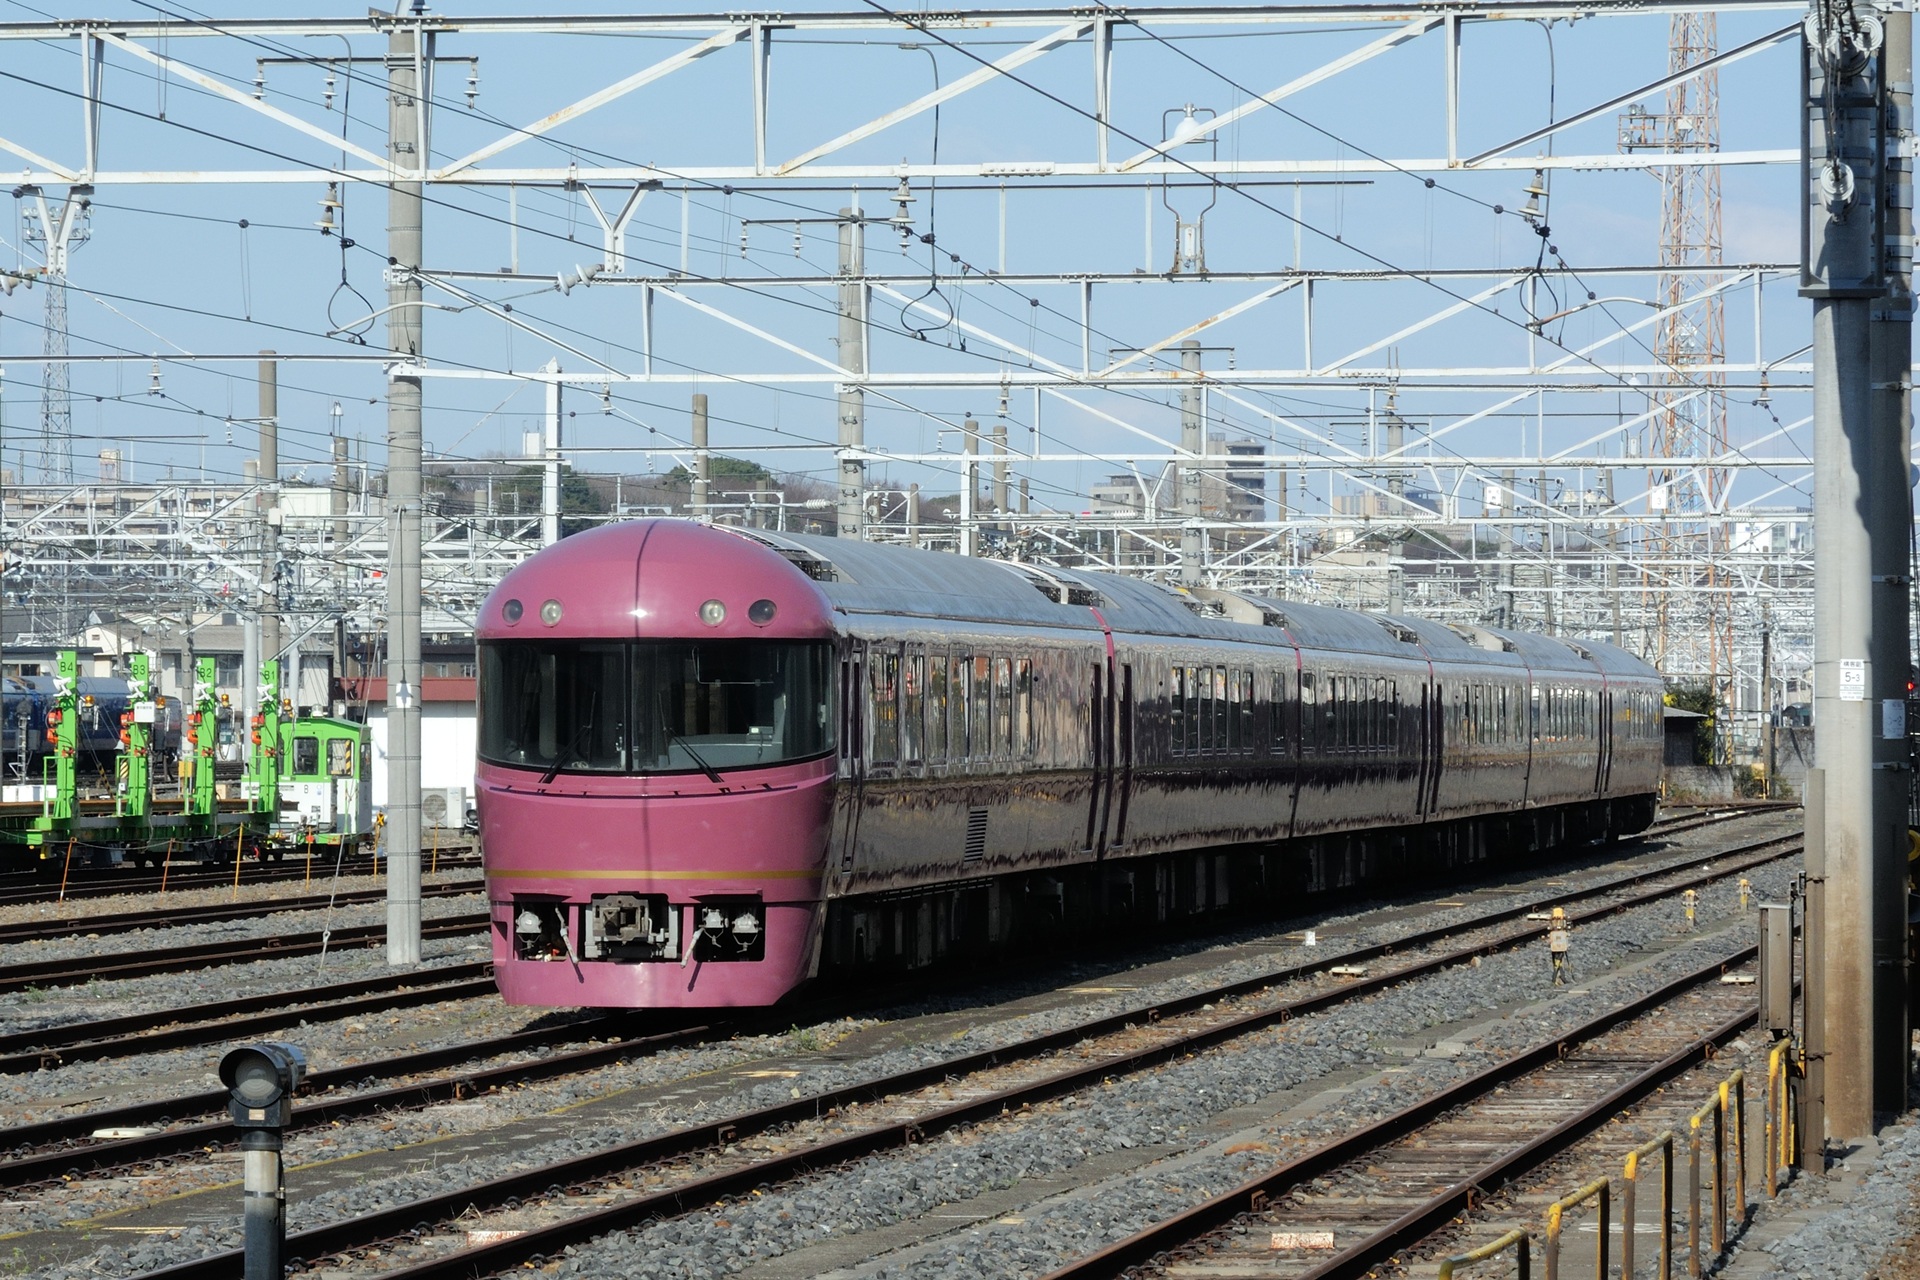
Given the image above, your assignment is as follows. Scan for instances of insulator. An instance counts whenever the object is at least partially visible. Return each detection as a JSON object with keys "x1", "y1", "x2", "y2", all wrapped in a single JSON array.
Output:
[
  {"x1": 252, "y1": 63, "x2": 266, "y2": 100},
  {"x1": 322, "y1": 69, "x2": 336, "y2": 111},
  {"x1": 466, "y1": 59, "x2": 479, "y2": 108}
]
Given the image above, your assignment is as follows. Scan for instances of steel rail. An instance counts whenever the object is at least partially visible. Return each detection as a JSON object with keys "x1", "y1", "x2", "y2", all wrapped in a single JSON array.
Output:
[
  {"x1": 0, "y1": 853, "x2": 480, "y2": 906},
  {"x1": 0, "y1": 1014, "x2": 718, "y2": 1189},
  {"x1": 15, "y1": 825, "x2": 1792, "y2": 1191},
  {"x1": 0, "y1": 966, "x2": 497, "y2": 1076},
  {"x1": 274, "y1": 941, "x2": 1761, "y2": 1280},
  {"x1": 0, "y1": 912, "x2": 487, "y2": 994},
  {"x1": 1043, "y1": 990, "x2": 1756, "y2": 1279},
  {"x1": 0, "y1": 879, "x2": 483, "y2": 946},
  {"x1": 120, "y1": 847, "x2": 1791, "y2": 1280}
]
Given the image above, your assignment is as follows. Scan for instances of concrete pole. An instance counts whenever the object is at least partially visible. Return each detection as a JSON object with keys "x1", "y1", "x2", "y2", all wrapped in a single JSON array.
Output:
[
  {"x1": 541, "y1": 359, "x2": 562, "y2": 547},
  {"x1": 1019, "y1": 475, "x2": 1030, "y2": 516},
  {"x1": 691, "y1": 393, "x2": 710, "y2": 519},
  {"x1": 1802, "y1": 767, "x2": 1829, "y2": 1169},
  {"x1": 836, "y1": 211, "x2": 866, "y2": 539},
  {"x1": 990, "y1": 422, "x2": 1010, "y2": 535},
  {"x1": 256, "y1": 352, "x2": 280, "y2": 700},
  {"x1": 1179, "y1": 340, "x2": 1203, "y2": 586},
  {"x1": 384, "y1": 20, "x2": 426, "y2": 967},
  {"x1": 960, "y1": 418, "x2": 979, "y2": 557},
  {"x1": 1807, "y1": 0, "x2": 1895, "y2": 1139},
  {"x1": 906, "y1": 482, "x2": 920, "y2": 547},
  {"x1": 1814, "y1": 295, "x2": 1878, "y2": 1141},
  {"x1": 331, "y1": 436, "x2": 350, "y2": 545},
  {"x1": 1867, "y1": 5, "x2": 1915, "y2": 1116}
]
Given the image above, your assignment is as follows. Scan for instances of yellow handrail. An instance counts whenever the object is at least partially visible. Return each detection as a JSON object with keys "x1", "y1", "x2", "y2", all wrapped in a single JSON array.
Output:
[
  {"x1": 1438, "y1": 1227, "x2": 1532, "y2": 1279},
  {"x1": 1544, "y1": 1177, "x2": 1610, "y2": 1280},
  {"x1": 1622, "y1": 1130, "x2": 1676, "y2": 1280}
]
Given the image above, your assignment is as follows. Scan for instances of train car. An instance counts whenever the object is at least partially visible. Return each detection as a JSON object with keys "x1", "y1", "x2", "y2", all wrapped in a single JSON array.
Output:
[
  {"x1": 476, "y1": 520, "x2": 1664, "y2": 1010},
  {"x1": 276, "y1": 717, "x2": 374, "y2": 853}
]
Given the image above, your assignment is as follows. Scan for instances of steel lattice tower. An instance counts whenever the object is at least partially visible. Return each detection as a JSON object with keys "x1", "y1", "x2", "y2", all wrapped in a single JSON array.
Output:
[
  {"x1": 1621, "y1": 16, "x2": 1728, "y2": 695},
  {"x1": 39, "y1": 275, "x2": 71, "y2": 486}
]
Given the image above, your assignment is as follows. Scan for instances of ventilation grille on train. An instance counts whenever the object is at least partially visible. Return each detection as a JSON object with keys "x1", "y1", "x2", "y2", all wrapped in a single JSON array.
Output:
[
  {"x1": 963, "y1": 809, "x2": 988, "y2": 863},
  {"x1": 773, "y1": 548, "x2": 838, "y2": 581},
  {"x1": 997, "y1": 562, "x2": 1102, "y2": 609}
]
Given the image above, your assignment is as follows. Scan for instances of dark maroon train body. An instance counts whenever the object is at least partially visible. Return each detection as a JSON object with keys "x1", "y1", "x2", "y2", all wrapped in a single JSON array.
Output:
[{"x1": 476, "y1": 520, "x2": 1663, "y2": 1009}]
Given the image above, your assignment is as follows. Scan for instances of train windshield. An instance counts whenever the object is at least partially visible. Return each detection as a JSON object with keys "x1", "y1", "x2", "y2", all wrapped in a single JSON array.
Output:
[{"x1": 479, "y1": 640, "x2": 833, "y2": 777}]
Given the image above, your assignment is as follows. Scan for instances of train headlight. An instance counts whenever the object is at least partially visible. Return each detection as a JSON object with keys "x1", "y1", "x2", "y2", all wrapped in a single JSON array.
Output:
[
  {"x1": 747, "y1": 599, "x2": 777, "y2": 626},
  {"x1": 698, "y1": 599, "x2": 727, "y2": 627},
  {"x1": 502, "y1": 598, "x2": 524, "y2": 625},
  {"x1": 539, "y1": 599, "x2": 563, "y2": 626}
]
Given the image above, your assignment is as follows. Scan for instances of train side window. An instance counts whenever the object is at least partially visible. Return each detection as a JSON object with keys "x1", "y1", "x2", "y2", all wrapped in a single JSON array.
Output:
[
  {"x1": 1298, "y1": 670, "x2": 1314, "y2": 753},
  {"x1": 1237, "y1": 670, "x2": 1254, "y2": 753},
  {"x1": 1197, "y1": 667, "x2": 1213, "y2": 754},
  {"x1": 293, "y1": 735, "x2": 319, "y2": 775},
  {"x1": 971, "y1": 654, "x2": 993, "y2": 761},
  {"x1": 1015, "y1": 658, "x2": 1034, "y2": 758},
  {"x1": 993, "y1": 656, "x2": 1013, "y2": 758},
  {"x1": 869, "y1": 650, "x2": 900, "y2": 765},
  {"x1": 925, "y1": 651, "x2": 948, "y2": 764},
  {"x1": 1385, "y1": 680, "x2": 1399, "y2": 746},
  {"x1": 1205, "y1": 667, "x2": 1221, "y2": 756},
  {"x1": 950, "y1": 652, "x2": 970, "y2": 760},
  {"x1": 1185, "y1": 666, "x2": 1202, "y2": 755},
  {"x1": 1170, "y1": 666, "x2": 1186, "y2": 757},
  {"x1": 901, "y1": 649, "x2": 924, "y2": 765},
  {"x1": 1531, "y1": 686, "x2": 1541, "y2": 740}
]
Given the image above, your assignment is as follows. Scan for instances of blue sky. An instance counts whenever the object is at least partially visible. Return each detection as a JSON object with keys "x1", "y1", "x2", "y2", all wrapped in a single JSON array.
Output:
[{"x1": 0, "y1": 1, "x2": 1810, "y2": 524}]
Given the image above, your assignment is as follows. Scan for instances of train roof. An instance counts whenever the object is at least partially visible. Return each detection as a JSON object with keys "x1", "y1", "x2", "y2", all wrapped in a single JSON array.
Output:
[{"x1": 735, "y1": 528, "x2": 1652, "y2": 678}]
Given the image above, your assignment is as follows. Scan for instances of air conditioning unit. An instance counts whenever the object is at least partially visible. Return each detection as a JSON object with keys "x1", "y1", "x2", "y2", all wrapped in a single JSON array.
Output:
[{"x1": 420, "y1": 786, "x2": 467, "y2": 829}]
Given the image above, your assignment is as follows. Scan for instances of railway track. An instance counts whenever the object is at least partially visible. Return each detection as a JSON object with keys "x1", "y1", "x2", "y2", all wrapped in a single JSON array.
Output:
[
  {"x1": 0, "y1": 961, "x2": 496, "y2": 1075},
  {"x1": 1041, "y1": 951, "x2": 1759, "y2": 1279},
  {"x1": 68, "y1": 826, "x2": 1798, "y2": 1280},
  {"x1": 4, "y1": 828, "x2": 1796, "y2": 1181},
  {"x1": 0, "y1": 876, "x2": 484, "y2": 946},
  {"x1": 0, "y1": 910, "x2": 488, "y2": 995},
  {"x1": 0, "y1": 847, "x2": 481, "y2": 906}
]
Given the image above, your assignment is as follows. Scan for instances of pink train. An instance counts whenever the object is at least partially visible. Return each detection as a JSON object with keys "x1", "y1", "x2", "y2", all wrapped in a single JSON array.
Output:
[{"x1": 477, "y1": 520, "x2": 1663, "y2": 1009}]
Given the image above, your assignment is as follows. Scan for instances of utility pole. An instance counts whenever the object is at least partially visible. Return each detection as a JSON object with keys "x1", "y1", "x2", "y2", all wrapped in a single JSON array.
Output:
[
  {"x1": 541, "y1": 359, "x2": 562, "y2": 546},
  {"x1": 1179, "y1": 340, "x2": 1203, "y2": 587},
  {"x1": 1804, "y1": 0, "x2": 1894, "y2": 1142},
  {"x1": 385, "y1": 16, "x2": 428, "y2": 967},
  {"x1": 1867, "y1": 1, "x2": 1914, "y2": 1118},
  {"x1": 836, "y1": 211, "x2": 865, "y2": 540},
  {"x1": 960, "y1": 418, "x2": 979, "y2": 557},
  {"x1": 691, "y1": 393, "x2": 710, "y2": 519},
  {"x1": 990, "y1": 421, "x2": 1010, "y2": 536},
  {"x1": 257, "y1": 352, "x2": 281, "y2": 710}
]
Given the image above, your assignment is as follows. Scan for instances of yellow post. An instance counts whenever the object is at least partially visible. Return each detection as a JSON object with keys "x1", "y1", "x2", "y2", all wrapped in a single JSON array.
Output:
[
  {"x1": 305, "y1": 828, "x2": 314, "y2": 887},
  {"x1": 230, "y1": 825, "x2": 245, "y2": 900},
  {"x1": 57, "y1": 837, "x2": 75, "y2": 902},
  {"x1": 159, "y1": 838, "x2": 174, "y2": 897}
]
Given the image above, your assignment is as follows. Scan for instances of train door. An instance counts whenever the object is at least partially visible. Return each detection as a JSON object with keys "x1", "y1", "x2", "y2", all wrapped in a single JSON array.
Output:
[
  {"x1": 1084, "y1": 661, "x2": 1108, "y2": 854},
  {"x1": 833, "y1": 647, "x2": 865, "y2": 875},
  {"x1": 1109, "y1": 663, "x2": 1133, "y2": 853},
  {"x1": 1426, "y1": 681, "x2": 1445, "y2": 816},
  {"x1": 1594, "y1": 684, "x2": 1613, "y2": 796}
]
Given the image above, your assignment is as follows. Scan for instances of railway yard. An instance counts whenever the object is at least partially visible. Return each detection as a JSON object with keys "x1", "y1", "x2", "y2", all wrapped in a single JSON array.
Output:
[{"x1": 0, "y1": 806, "x2": 1898, "y2": 1280}]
